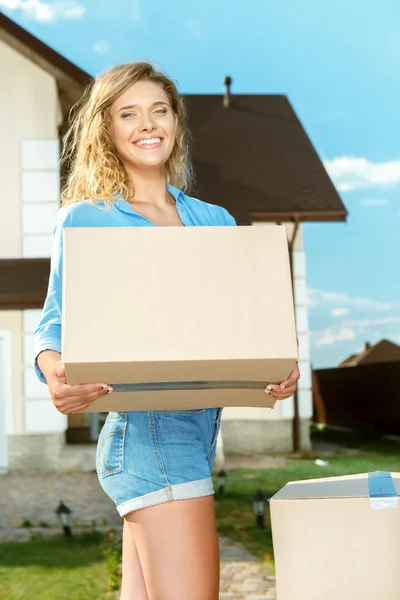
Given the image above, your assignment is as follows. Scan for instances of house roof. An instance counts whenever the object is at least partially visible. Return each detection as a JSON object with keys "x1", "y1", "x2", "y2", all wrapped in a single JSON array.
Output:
[
  {"x1": 0, "y1": 16, "x2": 348, "y2": 308},
  {"x1": 338, "y1": 340, "x2": 400, "y2": 367},
  {"x1": 0, "y1": 12, "x2": 347, "y2": 225},
  {"x1": 0, "y1": 12, "x2": 91, "y2": 118},
  {"x1": 185, "y1": 94, "x2": 347, "y2": 224}
]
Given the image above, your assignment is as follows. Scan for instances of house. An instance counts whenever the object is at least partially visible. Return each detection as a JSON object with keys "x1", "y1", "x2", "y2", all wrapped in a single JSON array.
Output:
[
  {"x1": 313, "y1": 339, "x2": 400, "y2": 435},
  {"x1": 0, "y1": 13, "x2": 347, "y2": 472},
  {"x1": 338, "y1": 339, "x2": 400, "y2": 367}
]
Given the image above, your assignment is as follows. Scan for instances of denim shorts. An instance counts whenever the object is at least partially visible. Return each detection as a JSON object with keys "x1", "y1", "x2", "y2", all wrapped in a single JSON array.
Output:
[{"x1": 95, "y1": 407, "x2": 222, "y2": 517}]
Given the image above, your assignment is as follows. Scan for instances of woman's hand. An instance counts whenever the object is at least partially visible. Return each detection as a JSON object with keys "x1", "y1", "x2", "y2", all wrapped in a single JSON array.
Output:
[
  {"x1": 48, "y1": 363, "x2": 113, "y2": 415},
  {"x1": 265, "y1": 363, "x2": 300, "y2": 401}
]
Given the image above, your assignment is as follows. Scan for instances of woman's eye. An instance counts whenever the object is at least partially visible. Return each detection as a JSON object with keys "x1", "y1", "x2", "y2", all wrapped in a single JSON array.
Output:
[
  {"x1": 121, "y1": 112, "x2": 136, "y2": 118},
  {"x1": 154, "y1": 109, "x2": 167, "y2": 114}
]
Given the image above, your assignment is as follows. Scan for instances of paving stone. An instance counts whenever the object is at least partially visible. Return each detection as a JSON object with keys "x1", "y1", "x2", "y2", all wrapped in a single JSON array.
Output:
[{"x1": 219, "y1": 536, "x2": 276, "y2": 598}]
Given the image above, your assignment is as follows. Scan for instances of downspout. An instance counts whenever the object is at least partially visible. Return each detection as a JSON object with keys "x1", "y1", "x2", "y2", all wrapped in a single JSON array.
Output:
[{"x1": 287, "y1": 216, "x2": 301, "y2": 453}]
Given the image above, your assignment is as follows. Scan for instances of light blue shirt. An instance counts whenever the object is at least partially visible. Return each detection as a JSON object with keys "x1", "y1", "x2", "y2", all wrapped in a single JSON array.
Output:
[{"x1": 33, "y1": 184, "x2": 236, "y2": 383}]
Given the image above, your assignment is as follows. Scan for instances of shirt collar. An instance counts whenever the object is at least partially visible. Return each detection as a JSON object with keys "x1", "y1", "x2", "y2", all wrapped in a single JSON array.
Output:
[{"x1": 114, "y1": 183, "x2": 185, "y2": 215}]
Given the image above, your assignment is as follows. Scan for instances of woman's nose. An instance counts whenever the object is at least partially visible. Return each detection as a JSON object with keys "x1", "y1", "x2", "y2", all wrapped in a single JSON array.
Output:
[{"x1": 138, "y1": 113, "x2": 156, "y2": 132}]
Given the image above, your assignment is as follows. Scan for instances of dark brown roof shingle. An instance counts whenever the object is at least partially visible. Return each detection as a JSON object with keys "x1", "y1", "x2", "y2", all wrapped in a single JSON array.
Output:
[{"x1": 186, "y1": 94, "x2": 347, "y2": 224}]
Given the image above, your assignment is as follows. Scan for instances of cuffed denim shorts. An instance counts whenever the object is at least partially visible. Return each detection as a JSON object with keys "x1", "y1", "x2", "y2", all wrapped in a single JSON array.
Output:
[{"x1": 95, "y1": 407, "x2": 222, "y2": 517}]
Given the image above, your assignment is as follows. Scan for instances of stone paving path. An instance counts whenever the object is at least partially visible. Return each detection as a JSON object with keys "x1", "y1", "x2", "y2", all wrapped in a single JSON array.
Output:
[
  {"x1": 0, "y1": 472, "x2": 276, "y2": 599},
  {"x1": 219, "y1": 537, "x2": 276, "y2": 599}
]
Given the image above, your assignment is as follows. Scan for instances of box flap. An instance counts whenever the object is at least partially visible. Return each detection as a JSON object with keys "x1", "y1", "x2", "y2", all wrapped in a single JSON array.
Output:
[{"x1": 270, "y1": 471, "x2": 400, "y2": 501}]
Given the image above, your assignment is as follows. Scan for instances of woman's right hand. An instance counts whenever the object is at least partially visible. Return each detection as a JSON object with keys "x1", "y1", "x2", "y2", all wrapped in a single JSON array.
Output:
[{"x1": 48, "y1": 363, "x2": 113, "y2": 415}]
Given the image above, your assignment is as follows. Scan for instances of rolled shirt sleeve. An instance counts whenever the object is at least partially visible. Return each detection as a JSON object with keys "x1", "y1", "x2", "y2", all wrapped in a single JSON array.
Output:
[{"x1": 32, "y1": 209, "x2": 69, "y2": 384}]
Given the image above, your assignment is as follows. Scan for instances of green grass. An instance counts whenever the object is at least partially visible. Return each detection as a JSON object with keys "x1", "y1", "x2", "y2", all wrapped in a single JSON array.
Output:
[
  {"x1": 0, "y1": 530, "x2": 115, "y2": 600},
  {"x1": 1, "y1": 432, "x2": 399, "y2": 595},
  {"x1": 213, "y1": 432, "x2": 400, "y2": 569}
]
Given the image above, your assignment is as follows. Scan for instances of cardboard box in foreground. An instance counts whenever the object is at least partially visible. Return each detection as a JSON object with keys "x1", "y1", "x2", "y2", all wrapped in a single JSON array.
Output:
[
  {"x1": 62, "y1": 226, "x2": 297, "y2": 412},
  {"x1": 270, "y1": 471, "x2": 400, "y2": 600}
]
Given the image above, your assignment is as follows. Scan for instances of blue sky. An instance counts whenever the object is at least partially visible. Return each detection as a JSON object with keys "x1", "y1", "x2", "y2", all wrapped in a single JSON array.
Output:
[{"x1": 2, "y1": 0, "x2": 399, "y2": 368}]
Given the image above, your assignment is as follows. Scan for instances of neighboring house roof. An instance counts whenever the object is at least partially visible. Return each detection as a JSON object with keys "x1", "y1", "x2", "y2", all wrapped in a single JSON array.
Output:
[
  {"x1": 338, "y1": 340, "x2": 400, "y2": 367},
  {"x1": 0, "y1": 12, "x2": 91, "y2": 118},
  {"x1": 186, "y1": 94, "x2": 347, "y2": 224}
]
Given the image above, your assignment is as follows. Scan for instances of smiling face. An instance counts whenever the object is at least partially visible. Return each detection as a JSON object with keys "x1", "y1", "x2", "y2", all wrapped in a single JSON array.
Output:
[{"x1": 109, "y1": 80, "x2": 178, "y2": 174}]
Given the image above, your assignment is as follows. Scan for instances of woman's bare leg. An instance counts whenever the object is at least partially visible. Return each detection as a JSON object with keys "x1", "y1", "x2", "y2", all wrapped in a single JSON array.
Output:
[
  {"x1": 124, "y1": 495, "x2": 220, "y2": 600},
  {"x1": 120, "y1": 518, "x2": 149, "y2": 600}
]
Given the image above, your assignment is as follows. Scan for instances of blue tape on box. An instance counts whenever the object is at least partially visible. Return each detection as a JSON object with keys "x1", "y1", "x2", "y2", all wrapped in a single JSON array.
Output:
[{"x1": 368, "y1": 471, "x2": 399, "y2": 510}]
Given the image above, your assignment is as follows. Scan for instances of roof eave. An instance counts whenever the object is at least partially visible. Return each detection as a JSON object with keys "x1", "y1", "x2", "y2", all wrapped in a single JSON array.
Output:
[
  {"x1": 0, "y1": 295, "x2": 45, "y2": 310},
  {"x1": 0, "y1": 13, "x2": 90, "y2": 118},
  {"x1": 250, "y1": 210, "x2": 348, "y2": 223},
  {"x1": 0, "y1": 12, "x2": 91, "y2": 85}
]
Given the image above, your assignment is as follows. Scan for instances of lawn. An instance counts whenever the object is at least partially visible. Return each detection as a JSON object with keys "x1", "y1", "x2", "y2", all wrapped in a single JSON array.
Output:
[
  {"x1": 0, "y1": 530, "x2": 117, "y2": 600},
  {"x1": 213, "y1": 430, "x2": 400, "y2": 569},
  {"x1": 1, "y1": 431, "x2": 398, "y2": 597}
]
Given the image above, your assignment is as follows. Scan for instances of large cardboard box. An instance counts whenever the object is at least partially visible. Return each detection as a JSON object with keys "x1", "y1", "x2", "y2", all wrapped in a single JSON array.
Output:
[
  {"x1": 270, "y1": 471, "x2": 400, "y2": 600},
  {"x1": 62, "y1": 225, "x2": 297, "y2": 412}
]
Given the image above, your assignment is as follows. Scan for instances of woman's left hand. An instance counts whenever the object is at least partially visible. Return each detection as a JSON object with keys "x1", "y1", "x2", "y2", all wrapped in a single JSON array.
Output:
[{"x1": 265, "y1": 363, "x2": 300, "y2": 400}]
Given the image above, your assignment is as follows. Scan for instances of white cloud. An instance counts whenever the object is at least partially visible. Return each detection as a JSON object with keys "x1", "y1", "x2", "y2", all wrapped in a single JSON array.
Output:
[
  {"x1": 314, "y1": 328, "x2": 356, "y2": 346},
  {"x1": 0, "y1": 0, "x2": 20, "y2": 7},
  {"x1": 0, "y1": 0, "x2": 19, "y2": 7},
  {"x1": 324, "y1": 156, "x2": 400, "y2": 192},
  {"x1": 359, "y1": 198, "x2": 387, "y2": 206},
  {"x1": 0, "y1": 0, "x2": 85, "y2": 22},
  {"x1": 311, "y1": 317, "x2": 400, "y2": 348},
  {"x1": 61, "y1": 3, "x2": 82, "y2": 17},
  {"x1": 345, "y1": 316, "x2": 400, "y2": 330},
  {"x1": 93, "y1": 41, "x2": 110, "y2": 54},
  {"x1": 331, "y1": 308, "x2": 350, "y2": 317},
  {"x1": 308, "y1": 288, "x2": 393, "y2": 311}
]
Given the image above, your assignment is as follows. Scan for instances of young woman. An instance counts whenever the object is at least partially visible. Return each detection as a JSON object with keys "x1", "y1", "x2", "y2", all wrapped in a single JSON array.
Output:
[{"x1": 33, "y1": 62, "x2": 300, "y2": 600}]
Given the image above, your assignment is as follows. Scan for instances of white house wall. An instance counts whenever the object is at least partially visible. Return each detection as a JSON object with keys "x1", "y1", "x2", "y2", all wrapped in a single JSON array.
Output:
[
  {"x1": 0, "y1": 312, "x2": 23, "y2": 436},
  {"x1": 0, "y1": 40, "x2": 66, "y2": 468},
  {"x1": 0, "y1": 39, "x2": 60, "y2": 259}
]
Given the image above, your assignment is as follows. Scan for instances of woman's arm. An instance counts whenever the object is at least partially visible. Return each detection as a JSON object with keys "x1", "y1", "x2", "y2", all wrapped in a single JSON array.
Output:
[
  {"x1": 33, "y1": 210, "x2": 111, "y2": 412},
  {"x1": 38, "y1": 349, "x2": 110, "y2": 414},
  {"x1": 36, "y1": 349, "x2": 62, "y2": 387},
  {"x1": 32, "y1": 212, "x2": 67, "y2": 384}
]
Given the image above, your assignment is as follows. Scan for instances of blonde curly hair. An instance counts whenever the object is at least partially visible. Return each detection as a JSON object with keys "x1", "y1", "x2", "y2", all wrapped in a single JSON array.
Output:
[{"x1": 61, "y1": 61, "x2": 194, "y2": 207}]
